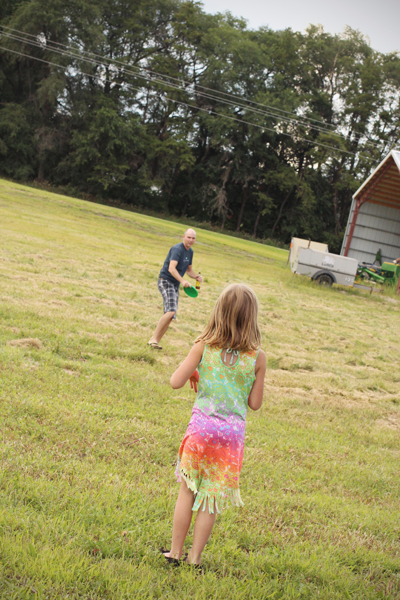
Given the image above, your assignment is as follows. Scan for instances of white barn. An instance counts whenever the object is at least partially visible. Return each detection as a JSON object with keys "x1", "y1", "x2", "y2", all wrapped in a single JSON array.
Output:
[{"x1": 341, "y1": 150, "x2": 400, "y2": 264}]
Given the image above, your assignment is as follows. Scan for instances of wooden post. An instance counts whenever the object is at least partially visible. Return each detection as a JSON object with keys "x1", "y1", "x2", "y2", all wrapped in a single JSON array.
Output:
[{"x1": 343, "y1": 198, "x2": 361, "y2": 257}]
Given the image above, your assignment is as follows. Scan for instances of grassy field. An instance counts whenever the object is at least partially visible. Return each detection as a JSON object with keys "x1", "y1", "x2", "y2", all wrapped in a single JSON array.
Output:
[{"x1": 0, "y1": 178, "x2": 399, "y2": 600}]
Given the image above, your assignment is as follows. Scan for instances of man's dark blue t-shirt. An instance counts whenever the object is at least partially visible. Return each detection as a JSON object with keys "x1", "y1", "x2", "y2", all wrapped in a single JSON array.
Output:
[{"x1": 159, "y1": 243, "x2": 193, "y2": 289}]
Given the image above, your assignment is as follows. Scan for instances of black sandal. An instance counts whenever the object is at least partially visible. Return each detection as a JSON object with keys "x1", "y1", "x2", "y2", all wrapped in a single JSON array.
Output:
[
  {"x1": 185, "y1": 562, "x2": 203, "y2": 572},
  {"x1": 183, "y1": 553, "x2": 204, "y2": 572},
  {"x1": 148, "y1": 342, "x2": 162, "y2": 350},
  {"x1": 159, "y1": 547, "x2": 181, "y2": 566}
]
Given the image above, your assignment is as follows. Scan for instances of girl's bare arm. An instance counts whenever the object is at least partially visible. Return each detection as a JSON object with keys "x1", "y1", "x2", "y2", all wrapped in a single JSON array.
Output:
[
  {"x1": 248, "y1": 350, "x2": 266, "y2": 411},
  {"x1": 170, "y1": 342, "x2": 205, "y2": 389}
]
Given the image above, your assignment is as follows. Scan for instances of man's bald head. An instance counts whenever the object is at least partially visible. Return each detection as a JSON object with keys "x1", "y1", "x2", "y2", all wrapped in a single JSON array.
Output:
[{"x1": 183, "y1": 229, "x2": 196, "y2": 249}]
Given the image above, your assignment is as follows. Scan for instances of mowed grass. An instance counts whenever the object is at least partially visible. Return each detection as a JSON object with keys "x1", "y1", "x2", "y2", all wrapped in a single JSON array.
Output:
[{"x1": 0, "y1": 179, "x2": 399, "y2": 600}]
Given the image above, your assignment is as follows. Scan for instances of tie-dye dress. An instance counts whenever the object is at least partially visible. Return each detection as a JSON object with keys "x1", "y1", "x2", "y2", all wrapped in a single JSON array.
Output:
[{"x1": 176, "y1": 344, "x2": 259, "y2": 514}]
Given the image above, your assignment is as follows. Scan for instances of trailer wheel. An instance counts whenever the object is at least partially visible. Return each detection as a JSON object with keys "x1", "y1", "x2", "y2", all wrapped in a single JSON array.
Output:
[{"x1": 315, "y1": 273, "x2": 333, "y2": 286}]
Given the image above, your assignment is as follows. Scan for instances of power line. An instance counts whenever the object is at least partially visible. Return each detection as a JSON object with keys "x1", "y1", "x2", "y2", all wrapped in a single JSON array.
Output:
[
  {"x1": 0, "y1": 43, "x2": 377, "y2": 162},
  {"x1": 1, "y1": 25, "x2": 382, "y2": 150},
  {"x1": 2, "y1": 25, "x2": 383, "y2": 149},
  {"x1": 2, "y1": 28, "x2": 337, "y2": 136},
  {"x1": 2, "y1": 24, "x2": 340, "y2": 130}
]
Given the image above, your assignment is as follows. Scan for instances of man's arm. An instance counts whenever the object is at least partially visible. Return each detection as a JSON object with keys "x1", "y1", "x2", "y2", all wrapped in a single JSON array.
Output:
[
  {"x1": 168, "y1": 260, "x2": 190, "y2": 287},
  {"x1": 186, "y1": 265, "x2": 203, "y2": 283}
]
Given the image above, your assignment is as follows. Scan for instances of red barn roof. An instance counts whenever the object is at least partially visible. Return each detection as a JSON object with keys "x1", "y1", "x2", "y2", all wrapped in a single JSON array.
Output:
[
  {"x1": 354, "y1": 150, "x2": 400, "y2": 210},
  {"x1": 343, "y1": 150, "x2": 400, "y2": 258}
]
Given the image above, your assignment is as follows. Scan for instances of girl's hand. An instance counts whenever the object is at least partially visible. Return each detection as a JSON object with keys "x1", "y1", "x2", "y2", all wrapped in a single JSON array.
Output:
[
  {"x1": 189, "y1": 369, "x2": 199, "y2": 393},
  {"x1": 170, "y1": 342, "x2": 204, "y2": 390},
  {"x1": 248, "y1": 350, "x2": 266, "y2": 411}
]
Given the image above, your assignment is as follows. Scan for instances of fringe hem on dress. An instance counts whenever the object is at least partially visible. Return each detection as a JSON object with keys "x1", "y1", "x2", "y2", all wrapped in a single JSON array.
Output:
[{"x1": 175, "y1": 460, "x2": 244, "y2": 515}]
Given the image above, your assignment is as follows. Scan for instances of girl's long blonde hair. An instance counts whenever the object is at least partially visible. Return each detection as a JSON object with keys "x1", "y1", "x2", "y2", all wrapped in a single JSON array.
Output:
[{"x1": 195, "y1": 283, "x2": 261, "y2": 352}]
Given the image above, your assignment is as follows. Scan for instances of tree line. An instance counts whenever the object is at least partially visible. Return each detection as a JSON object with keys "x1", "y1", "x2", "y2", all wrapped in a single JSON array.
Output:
[{"x1": 1, "y1": 0, "x2": 400, "y2": 250}]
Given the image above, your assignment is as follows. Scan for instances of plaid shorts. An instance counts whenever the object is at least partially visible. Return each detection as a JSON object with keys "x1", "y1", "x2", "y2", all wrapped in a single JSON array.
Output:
[{"x1": 158, "y1": 278, "x2": 179, "y2": 319}]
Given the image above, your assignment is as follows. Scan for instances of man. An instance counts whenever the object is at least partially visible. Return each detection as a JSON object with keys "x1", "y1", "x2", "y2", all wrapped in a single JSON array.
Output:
[{"x1": 148, "y1": 229, "x2": 203, "y2": 349}]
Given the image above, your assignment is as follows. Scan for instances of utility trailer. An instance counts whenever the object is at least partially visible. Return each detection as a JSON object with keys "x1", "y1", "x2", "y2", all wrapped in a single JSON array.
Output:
[
  {"x1": 289, "y1": 237, "x2": 328, "y2": 271},
  {"x1": 292, "y1": 247, "x2": 359, "y2": 287}
]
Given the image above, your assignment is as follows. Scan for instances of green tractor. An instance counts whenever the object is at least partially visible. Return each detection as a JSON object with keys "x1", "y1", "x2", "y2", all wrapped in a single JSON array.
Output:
[{"x1": 356, "y1": 261, "x2": 400, "y2": 285}]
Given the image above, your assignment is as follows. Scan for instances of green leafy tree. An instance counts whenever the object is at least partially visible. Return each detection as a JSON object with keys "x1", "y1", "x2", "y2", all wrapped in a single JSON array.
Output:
[
  {"x1": 0, "y1": 104, "x2": 36, "y2": 178},
  {"x1": 1, "y1": 1, "x2": 399, "y2": 245}
]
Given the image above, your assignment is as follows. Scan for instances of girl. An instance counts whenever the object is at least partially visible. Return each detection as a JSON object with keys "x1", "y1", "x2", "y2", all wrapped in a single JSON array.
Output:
[{"x1": 161, "y1": 283, "x2": 266, "y2": 567}]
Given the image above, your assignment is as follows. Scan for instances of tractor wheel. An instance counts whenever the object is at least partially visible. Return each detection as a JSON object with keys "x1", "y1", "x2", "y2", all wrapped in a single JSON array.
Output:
[{"x1": 315, "y1": 273, "x2": 333, "y2": 286}]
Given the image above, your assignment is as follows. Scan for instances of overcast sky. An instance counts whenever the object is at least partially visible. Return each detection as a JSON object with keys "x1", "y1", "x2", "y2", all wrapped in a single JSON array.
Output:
[{"x1": 200, "y1": 0, "x2": 400, "y2": 55}]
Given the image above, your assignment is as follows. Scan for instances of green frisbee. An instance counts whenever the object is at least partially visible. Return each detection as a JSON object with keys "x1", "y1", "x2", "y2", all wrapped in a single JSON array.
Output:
[{"x1": 184, "y1": 285, "x2": 198, "y2": 298}]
